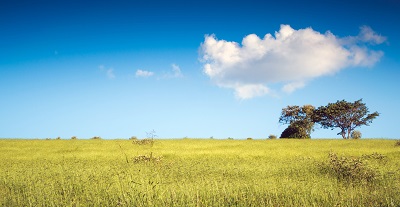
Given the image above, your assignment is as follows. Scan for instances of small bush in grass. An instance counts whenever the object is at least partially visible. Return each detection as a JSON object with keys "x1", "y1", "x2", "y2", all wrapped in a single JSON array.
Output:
[
  {"x1": 322, "y1": 152, "x2": 379, "y2": 184},
  {"x1": 56, "y1": 137, "x2": 61, "y2": 140},
  {"x1": 268, "y1": 134, "x2": 277, "y2": 139},
  {"x1": 227, "y1": 137, "x2": 234, "y2": 140},
  {"x1": 132, "y1": 138, "x2": 154, "y2": 146},
  {"x1": 71, "y1": 136, "x2": 77, "y2": 140},
  {"x1": 395, "y1": 140, "x2": 400, "y2": 147},
  {"x1": 351, "y1": 130, "x2": 362, "y2": 139},
  {"x1": 91, "y1": 136, "x2": 102, "y2": 140},
  {"x1": 246, "y1": 137, "x2": 253, "y2": 140},
  {"x1": 133, "y1": 153, "x2": 162, "y2": 163}
]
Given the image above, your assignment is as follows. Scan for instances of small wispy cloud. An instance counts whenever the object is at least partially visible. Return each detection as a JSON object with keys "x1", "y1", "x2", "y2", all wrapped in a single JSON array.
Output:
[
  {"x1": 170, "y1": 64, "x2": 183, "y2": 78},
  {"x1": 106, "y1": 68, "x2": 115, "y2": 79},
  {"x1": 99, "y1": 65, "x2": 116, "y2": 79},
  {"x1": 135, "y1": 69, "x2": 154, "y2": 77},
  {"x1": 199, "y1": 24, "x2": 386, "y2": 99}
]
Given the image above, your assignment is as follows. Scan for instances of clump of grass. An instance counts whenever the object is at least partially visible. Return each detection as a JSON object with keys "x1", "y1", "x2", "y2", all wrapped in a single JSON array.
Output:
[
  {"x1": 395, "y1": 140, "x2": 400, "y2": 147},
  {"x1": 323, "y1": 152, "x2": 379, "y2": 184},
  {"x1": 133, "y1": 153, "x2": 162, "y2": 163},
  {"x1": 132, "y1": 138, "x2": 154, "y2": 146}
]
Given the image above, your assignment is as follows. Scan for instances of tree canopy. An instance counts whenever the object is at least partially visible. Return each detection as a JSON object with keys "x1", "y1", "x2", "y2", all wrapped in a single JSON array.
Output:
[
  {"x1": 279, "y1": 105, "x2": 315, "y2": 139},
  {"x1": 313, "y1": 99, "x2": 379, "y2": 139}
]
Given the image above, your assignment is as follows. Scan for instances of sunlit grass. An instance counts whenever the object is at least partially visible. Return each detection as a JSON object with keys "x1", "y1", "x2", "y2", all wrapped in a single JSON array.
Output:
[{"x1": 0, "y1": 139, "x2": 399, "y2": 206}]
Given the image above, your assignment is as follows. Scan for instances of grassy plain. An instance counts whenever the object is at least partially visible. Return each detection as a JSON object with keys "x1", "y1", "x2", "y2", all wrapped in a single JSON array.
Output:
[{"x1": 0, "y1": 139, "x2": 399, "y2": 206}]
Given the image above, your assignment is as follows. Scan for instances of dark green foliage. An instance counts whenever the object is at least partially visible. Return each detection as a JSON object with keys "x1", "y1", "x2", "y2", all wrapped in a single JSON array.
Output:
[
  {"x1": 71, "y1": 136, "x2": 77, "y2": 140},
  {"x1": 280, "y1": 124, "x2": 310, "y2": 139},
  {"x1": 91, "y1": 136, "x2": 102, "y2": 140},
  {"x1": 246, "y1": 137, "x2": 253, "y2": 140},
  {"x1": 279, "y1": 105, "x2": 315, "y2": 139},
  {"x1": 313, "y1": 99, "x2": 379, "y2": 139}
]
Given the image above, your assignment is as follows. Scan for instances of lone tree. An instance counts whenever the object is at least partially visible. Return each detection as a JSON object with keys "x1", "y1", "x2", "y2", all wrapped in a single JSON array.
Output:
[
  {"x1": 279, "y1": 105, "x2": 315, "y2": 139},
  {"x1": 313, "y1": 99, "x2": 379, "y2": 139}
]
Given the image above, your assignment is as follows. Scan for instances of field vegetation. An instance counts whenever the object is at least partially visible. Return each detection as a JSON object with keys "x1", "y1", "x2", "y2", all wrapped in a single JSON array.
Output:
[{"x1": 0, "y1": 139, "x2": 399, "y2": 206}]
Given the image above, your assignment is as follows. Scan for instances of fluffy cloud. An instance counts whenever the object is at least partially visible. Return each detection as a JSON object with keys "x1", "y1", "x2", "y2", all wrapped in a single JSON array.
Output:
[
  {"x1": 135, "y1": 69, "x2": 154, "y2": 77},
  {"x1": 200, "y1": 25, "x2": 386, "y2": 99}
]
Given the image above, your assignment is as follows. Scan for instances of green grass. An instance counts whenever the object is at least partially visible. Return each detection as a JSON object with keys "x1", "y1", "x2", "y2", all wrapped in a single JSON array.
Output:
[{"x1": 0, "y1": 139, "x2": 399, "y2": 206}]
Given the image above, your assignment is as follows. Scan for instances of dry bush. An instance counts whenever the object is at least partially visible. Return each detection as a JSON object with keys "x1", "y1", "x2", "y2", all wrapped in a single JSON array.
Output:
[
  {"x1": 132, "y1": 138, "x2": 154, "y2": 146},
  {"x1": 322, "y1": 152, "x2": 381, "y2": 184},
  {"x1": 133, "y1": 153, "x2": 163, "y2": 163}
]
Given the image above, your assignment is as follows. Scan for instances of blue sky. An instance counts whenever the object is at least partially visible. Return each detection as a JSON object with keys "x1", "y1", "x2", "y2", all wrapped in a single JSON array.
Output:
[{"x1": 1, "y1": 0, "x2": 399, "y2": 139}]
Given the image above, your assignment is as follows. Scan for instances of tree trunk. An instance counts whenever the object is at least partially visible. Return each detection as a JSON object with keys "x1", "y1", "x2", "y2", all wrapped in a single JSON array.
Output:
[
  {"x1": 347, "y1": 130, "x2": 352, "y2": 139},
  {"x1": 341, "y1": 130, "x2": 346, "y2": 139}
]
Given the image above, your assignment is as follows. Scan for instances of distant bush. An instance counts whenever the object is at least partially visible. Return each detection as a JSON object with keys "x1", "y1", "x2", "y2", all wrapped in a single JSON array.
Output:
[
  {"x1": 395, "y1": 140, "x2": 400, "y2": 147},
  {"x1": 91, "y1": 136, "x2": 102, "y2": 140},
  {"x1": 227, "y1": 137, "x2": 234, "y2": 140},
  {"x1": 132, "y1": 138, "x2": 154, "y2": 146},
  {"x1": 129, "y1": 136, "x2": 138, "y2": 140},
  {"x1": 45, "y1": 138, "x2": 51, "y2": 140},
  {"x1": 351, "y1": 130, "x2": 362, "y2": 139},
  {"x1": 56, "y1": 137, "x2": 61, "y2": 140},
  {"x1": 268, "y1": 134, "x2": 277, "y2": 139},
  {"x1": 246, "y1": 137, "x2": 253, "y2": 140},
  {"x1": 71, "y1": 136, "x2": 77, "y2": 140}
]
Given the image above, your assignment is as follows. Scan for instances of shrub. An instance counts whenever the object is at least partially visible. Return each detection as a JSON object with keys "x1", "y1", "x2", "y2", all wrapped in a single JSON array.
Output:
[
  {"x1": 268, "y1": 134, "x2": 277, "y2": 139},
  {"x1": 322, "y1": 152, "x2": 378, "y2": 184},
  {"x1": 71, "y1": 136, "x2": 77, "y2": 140},
  {"x1": 351, "y1": 130, "x2": 362, "y2": 139},
  {"x1": 395, "y1": 140, "x2": 400, "y2": 147},
  {"x1": 91, "y1": 136, "x2": 102, "y2": 140},
  {"x1": 227, "y1": 137, "x2": 234, "y2": 140},
  {"x1": 280, "y1": 125, "x2": 310, "y2": 139},
  {"x1": 129, "y1": 136, "x2": 138, "y2": 140},
  {"x1": 246, "y1": 137, "x2": 253, "y2": 140},
  {"x1": 133, "y1": 153, "x2": 162, "y2": 163},
  {"x1": 132, "y1": 138, "x2": 154, "y2": 146}
]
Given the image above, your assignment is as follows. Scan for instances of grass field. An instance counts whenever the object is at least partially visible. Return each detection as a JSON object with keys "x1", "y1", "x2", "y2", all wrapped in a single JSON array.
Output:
[{"x1": 0, "y1": 139, "x2": 399, "y2": 206}]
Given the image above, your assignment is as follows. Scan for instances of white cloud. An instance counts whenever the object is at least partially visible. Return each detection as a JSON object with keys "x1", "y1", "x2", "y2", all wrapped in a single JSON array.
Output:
[
  {"x1": 234, "y1": 84, "x2": 270, "y2": 99},
  {"x1": 282, "y1": 81, "x2": 305, "y2": 94},
  {"x1": 135, "y1": 69, "x2": 154, "y2": 77},
  {"x1": 200, "y1": 24, "x2": 386, "y2": 99}
]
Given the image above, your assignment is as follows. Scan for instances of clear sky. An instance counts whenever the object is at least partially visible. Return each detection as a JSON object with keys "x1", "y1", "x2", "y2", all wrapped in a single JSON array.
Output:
[{"x1": 1, "y1": 0, "x2": 399, "y2": 139}]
